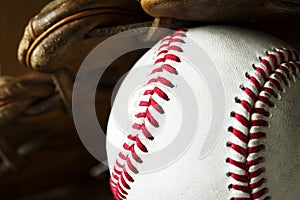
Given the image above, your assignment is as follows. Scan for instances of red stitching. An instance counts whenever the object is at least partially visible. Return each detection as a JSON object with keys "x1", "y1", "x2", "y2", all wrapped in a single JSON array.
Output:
[
  {"x1": 147, "y1": 76, "x2": 175, "y2": 88},
  {"x1": 139, "y1": 98, "x2": 164, "y2": 114},
  {"x1": 151, "y1": 64, "x2": 179, "y2": 75},
  {"x1": 143, "y1": 87, "x2": 170, "y2": 100},
  {"x1": 109, "y1": 28, "x2": 300, "y2": 200},
  {"x1": 228, "y1": 48, "x2": 300, "y2": 199},
  {"x1": 110, "y1": 30, "x2": 186, "y2": 200}
]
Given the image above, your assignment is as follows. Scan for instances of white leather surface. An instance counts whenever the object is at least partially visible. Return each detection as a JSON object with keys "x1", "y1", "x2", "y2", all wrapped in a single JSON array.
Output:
[{"x1": 106, "y1": 26, "x2": 299, "y2": 199}]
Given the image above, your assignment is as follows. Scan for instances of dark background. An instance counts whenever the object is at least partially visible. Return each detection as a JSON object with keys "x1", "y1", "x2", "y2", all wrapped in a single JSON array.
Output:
[{"x1": 1, "y1": 0, "x2": 49, "y2": 76}]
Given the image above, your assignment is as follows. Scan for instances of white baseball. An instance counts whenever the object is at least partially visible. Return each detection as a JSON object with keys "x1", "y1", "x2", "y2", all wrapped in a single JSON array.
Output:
[{"x1": 106, "y1": 26, "x2": 300, "y2": 200}]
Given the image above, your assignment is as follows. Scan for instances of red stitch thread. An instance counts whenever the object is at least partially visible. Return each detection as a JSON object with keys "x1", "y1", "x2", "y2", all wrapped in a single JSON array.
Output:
[
  {"x1": 151, "y1": 64, "x2": 179, "y2": 75},
  {"x1": 110, "y1": 29, "x2": 300, "y2": 200},
  {"x1": 158, "y1": 43, "x2": 169, "y2": 50},
  {"x1": 127, "y1": 135, "x2": 148, "y2": 154},
  {"x1": 228, "y1": 48, "x2": 300, "y2": 200},
  {"x1": 131, "y1": 122, "x2": 154, "y2": 140},
  {"x1": 143, "y1": 87, "x2": 170, "y2": 101},
  {"x1": 147, "y1": 76, "x2": 175, "y2": 88},
  {"x1": 110, "y1": 30, "x2": 185, "y2": 200},
  {"x1": 167, "y1": 45, "x2": 183, "y2": 52},
  {"x1": 228, "y1": 127, "x2": 249, "y2": 143},
  {"x1": 139, "y1": 98, "x2": 164, "y2": 113}
]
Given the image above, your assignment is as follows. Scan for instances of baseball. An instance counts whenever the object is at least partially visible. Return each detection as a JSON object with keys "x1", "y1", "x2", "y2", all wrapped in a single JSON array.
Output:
[{"x1": 106, "y1": 26, "x2": 299, "y2": 200}]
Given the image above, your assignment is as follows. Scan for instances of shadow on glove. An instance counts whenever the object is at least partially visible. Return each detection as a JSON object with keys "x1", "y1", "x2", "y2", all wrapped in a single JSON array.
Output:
[{"x1": 0, "y1": 72, "x2": 113, "y2": 198}]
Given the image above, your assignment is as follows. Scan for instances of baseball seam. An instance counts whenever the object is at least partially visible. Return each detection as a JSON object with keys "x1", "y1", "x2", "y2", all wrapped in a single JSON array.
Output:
[
  {"x1": 109, "y1": 29, "x2": 300, "y2": 200},
  {"x1": 227, "y1": 48, "x2": 300, "y2": 200},
  {"x1": 109, "y1": 29, "x2": 186, "y2": 200}
]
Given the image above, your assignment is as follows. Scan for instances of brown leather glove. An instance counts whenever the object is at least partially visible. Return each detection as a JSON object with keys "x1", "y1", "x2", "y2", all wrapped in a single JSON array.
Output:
[
  {"x1": 0, "y1": 71, "x2": 114, "y2": 198},
  {"x1": 0, "y1": 72, "x2": 70, "y2": 196},
  {"x1": 18, "y1": 0, "x2": 153, "y2": 73},
  {"x1": 138, "y1": 0, "x2": 300, "y2": 49},
  {"x1": 2, "y1": 1, "x2": 155, "y2": 196},
  {"x1": 0, "y1": 72, "x2": 63, "y2": 146},
  {"x1": 139, "y1": 0, "x2": 300, "y2": 22}
]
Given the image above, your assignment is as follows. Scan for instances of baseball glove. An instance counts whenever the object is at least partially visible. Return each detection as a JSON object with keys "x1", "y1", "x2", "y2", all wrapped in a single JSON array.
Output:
[
  {"x1": 0, "y1": 71, "x2": 114, "y2": 198},
  {"x1": 139, "y1": 0, "x2": 300, "y2": 22},
  {"x1": 139, "y1": 0, "x2": 300, "y2": 50},
  {"x1": 17, "y1": 0, "x2": 153, "y2": 73},
  {"x1": 0, "y1": 64, "x2": 137, "y2": 199}
]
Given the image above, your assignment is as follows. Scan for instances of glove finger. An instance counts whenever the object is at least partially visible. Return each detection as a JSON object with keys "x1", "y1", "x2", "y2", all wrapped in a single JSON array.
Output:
[
  {"x1": 18, "y1": 0, "x2": 152, "y2": 73},
  {"x1": 0, "y1": 99, "x2": 33, "y2": 126},
  {"x1": 0, "y1": 73, "x2": 55, "y2": 100},
  {"x1": 140, "y1": 0, "x2": 300, "y2": 22}
]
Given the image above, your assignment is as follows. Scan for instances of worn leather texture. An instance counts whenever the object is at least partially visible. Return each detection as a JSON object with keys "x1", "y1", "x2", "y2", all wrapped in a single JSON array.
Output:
[
  {"x1": 140, "y1": 0, "x2": 300, "y2": 21},
  {"x1": 17, "y1": 0, "x2": 152, "y2": 73},
  {"x1": 0, "y1": 71, "x2": 115, "y2": 198}
]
